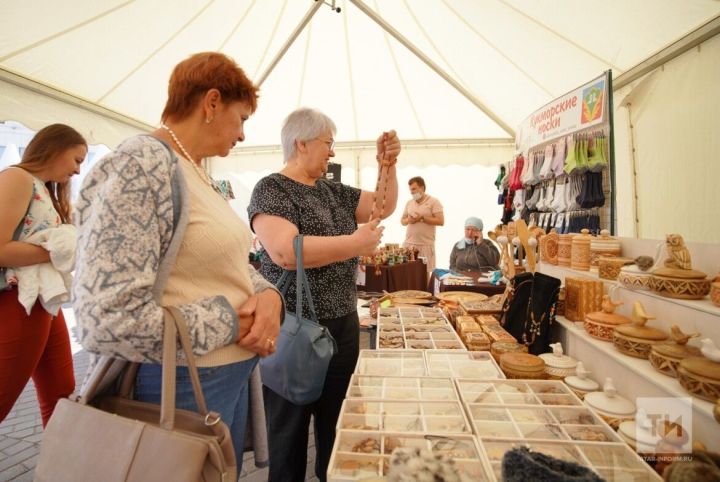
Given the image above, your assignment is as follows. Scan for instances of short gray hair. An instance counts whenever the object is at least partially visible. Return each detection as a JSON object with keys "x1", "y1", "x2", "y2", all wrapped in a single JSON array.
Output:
[{"x1": 281, "y1": 107, "x2": 337, "y2": 162}]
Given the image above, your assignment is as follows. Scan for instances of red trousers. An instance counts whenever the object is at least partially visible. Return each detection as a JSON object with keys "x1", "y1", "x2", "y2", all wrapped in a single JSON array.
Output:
[{"x1": 0, "y1": 287, "x2": 75, "y2": 427}]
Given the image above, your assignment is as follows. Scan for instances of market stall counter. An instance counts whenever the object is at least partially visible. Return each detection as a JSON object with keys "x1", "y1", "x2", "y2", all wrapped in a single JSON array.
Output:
[
  {"x1": 428, "y1": 270, "x2": 505, "y2": 297},
  {"x1": 358, "y1": 260, "x2": 428, "y2": 293}
]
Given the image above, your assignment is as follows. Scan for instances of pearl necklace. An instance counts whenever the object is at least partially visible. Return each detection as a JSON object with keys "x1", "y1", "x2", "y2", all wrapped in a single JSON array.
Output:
[{"x1": 160, "y1": 124, "x2": 223, "y2": 196}]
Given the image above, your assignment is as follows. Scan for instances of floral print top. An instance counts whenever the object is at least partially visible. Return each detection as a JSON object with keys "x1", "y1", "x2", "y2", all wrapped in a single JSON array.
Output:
[{"x1": 14, "y1": 169, "x2": 62, "y2": 241}]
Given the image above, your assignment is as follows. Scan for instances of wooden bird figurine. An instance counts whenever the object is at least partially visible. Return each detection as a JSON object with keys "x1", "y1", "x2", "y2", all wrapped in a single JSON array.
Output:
[
  {"x1": 631, "y1": 301, "x2": 655, "y2": 326},
  {"x1": 664, "y1": 233, "x2": 692, "y2": 270},
  {"x1": 600, "y1": 295, "x2": 622, "y2": 313},
  {"x1": 670, "y1": 324, "x2": 699, "y2": 346}
]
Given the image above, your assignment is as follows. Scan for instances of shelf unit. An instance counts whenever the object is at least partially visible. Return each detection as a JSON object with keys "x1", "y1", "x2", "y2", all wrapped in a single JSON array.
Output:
[{"x1": 536, "y1": 236, "x2": 720, "y2": 451}]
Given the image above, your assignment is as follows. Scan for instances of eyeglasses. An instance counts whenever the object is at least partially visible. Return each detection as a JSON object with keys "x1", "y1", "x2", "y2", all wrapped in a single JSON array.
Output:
[{"x1": 316, "y1": 137, "x2": 335, "y2": 151}]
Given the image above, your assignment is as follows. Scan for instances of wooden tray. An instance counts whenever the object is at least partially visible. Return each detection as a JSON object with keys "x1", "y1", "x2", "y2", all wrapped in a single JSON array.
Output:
[
  {"x1": 389, "y1": 290, "x2": 433, "y2": 299},
  {"x1": 436, "y1": 291, "x2": 488, "y2": 302}
]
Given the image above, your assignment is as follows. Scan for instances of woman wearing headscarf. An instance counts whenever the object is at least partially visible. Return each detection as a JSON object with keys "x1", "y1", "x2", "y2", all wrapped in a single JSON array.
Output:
[{"x1": 449, "y1": 216, "x2": 500, "y2": 272}]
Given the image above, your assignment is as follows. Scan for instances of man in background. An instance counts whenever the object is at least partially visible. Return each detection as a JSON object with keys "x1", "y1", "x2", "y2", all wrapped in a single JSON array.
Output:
[{"x1": 401, "y1": 176, "x2": 444, "y2": 273}]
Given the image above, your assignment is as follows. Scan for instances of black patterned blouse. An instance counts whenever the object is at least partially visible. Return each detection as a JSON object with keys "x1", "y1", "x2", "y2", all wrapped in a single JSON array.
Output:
[{"x1": 248, "y1": 173, "x2": 361, "y2": 320}]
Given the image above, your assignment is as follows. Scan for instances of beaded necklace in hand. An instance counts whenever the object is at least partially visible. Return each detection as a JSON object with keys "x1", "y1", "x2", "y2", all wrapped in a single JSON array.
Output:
[
  {"x1": 369, "y1": 133, "x2": 396, "y2": 223},
  {"x1": 160, "y1": 124, "x2": 224, "y2": 197}
]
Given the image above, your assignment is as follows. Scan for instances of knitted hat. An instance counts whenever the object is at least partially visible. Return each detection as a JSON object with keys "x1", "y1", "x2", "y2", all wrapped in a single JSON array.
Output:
[
  {"x1": 502, "y1": 447, "x2": 605, "y2": 482},
  {"x1": 464, "y1": 216, "x2": 483, "y2": 231}
]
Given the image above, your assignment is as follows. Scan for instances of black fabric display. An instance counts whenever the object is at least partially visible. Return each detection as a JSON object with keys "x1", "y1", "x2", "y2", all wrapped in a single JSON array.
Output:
[
  {"x1": 500, "y1": 271, "x2": 561, "y2": 355},
  {"x1": 502, "y1": 447, "x2": 606, "y2": 482}
]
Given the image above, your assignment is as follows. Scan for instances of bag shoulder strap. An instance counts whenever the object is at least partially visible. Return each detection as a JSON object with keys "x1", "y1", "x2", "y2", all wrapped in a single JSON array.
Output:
[
  {"x1": 276, "y1": 235, "x2": 319, "y2": 322},
  {"x1": 160, "y1": 306, "x2": 215, "y2": 430}
]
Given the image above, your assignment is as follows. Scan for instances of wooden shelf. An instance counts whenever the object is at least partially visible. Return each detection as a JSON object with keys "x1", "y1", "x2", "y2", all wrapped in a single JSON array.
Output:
[
  {"x1": 536, "y1": 254, "x2": 720, "y2": 450},
  {"x1": 540, "y1": 262, "x2": 720, "y2": 317},
  {"x1": 556, "y1": 315, "x2": 715, "y2": 421}
]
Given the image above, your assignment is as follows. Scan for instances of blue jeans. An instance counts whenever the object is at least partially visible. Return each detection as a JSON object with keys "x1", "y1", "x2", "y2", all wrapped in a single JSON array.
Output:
[{"x1": 134, "y1": 356, "x2": 259, "y2": 474}]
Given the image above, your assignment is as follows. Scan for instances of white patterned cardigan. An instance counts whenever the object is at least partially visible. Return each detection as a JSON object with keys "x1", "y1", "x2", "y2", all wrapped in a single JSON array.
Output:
[{"x1": 73, "y1": 135, "x2": 279, "y2": 364}]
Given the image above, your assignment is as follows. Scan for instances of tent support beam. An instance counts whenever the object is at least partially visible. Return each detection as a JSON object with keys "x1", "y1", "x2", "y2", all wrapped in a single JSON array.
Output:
[
  {"x1": 256, "y1": 1, "x2": 323, "y2": 86},
  {"x1": 0, "y1": 67, "x2": 153, "y2": 132},
  {"x1": 614, "y1": 14, "x2": 720, "y2": 91},
  {"x1": 348, "y1": 0, "x2": 515, "y2": 137}
]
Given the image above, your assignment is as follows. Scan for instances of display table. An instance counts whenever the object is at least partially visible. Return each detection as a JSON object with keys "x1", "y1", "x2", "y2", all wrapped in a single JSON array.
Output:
[
  {"x1": 427, "y1": 271, "x2": 505, "y2": 296},
  {"x1": 357, "y1": 260, "x2": 428, "y2": 293}
]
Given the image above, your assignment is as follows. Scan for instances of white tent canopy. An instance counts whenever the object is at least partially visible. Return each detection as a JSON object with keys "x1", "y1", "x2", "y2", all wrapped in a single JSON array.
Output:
[
  {"x1": 2, "y1": 0, "x2": 719, "y2": 147},
  {"x1": 2, "y1": 1, "x2": 719, "y2": 249}
]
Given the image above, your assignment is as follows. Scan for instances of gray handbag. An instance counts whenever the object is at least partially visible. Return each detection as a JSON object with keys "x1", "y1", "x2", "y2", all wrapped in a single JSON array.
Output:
[
  {"x1": 34, "y1": 307, "x2": 237, "y2": 482},
  {"x1": 259, "y1": 235, "x2": 337, "y2": 405}
]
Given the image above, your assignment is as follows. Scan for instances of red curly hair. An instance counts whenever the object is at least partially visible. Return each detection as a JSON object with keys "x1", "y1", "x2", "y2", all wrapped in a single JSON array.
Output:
[{"x1": 161, "y1": 52, "x2": 259, "y2": 122}]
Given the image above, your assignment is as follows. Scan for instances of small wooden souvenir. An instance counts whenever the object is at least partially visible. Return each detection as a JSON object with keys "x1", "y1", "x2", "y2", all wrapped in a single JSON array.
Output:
[
  {"x1": 648, "y1": 234, "x2": 710, "y2": 299},
  {"x1": 570, "y1": 229, "x2": 592, "y2": 271},
  {"x1": 710, "y1": 274, "x2": 720, "y2": 307},
  {"x1": 499, "y1": 352, "x2": 546, "y2": 379},
  {"x1": 563, "y1": 362, "x2": 599, "y2": 400},
  {"x1": 556, "y1": 286, "x2": 565, "y2": 317},
  {"x1": 650, "y1": 267, "x2": 711, "y2": 300},
  {"x1": 612, "y1": 302, "x2": 668, "y2": 359},
  {"x1": 482, "y1": 324, "x2": 516, "y2": 343},
  {"x1": 538, "y1": 342, "x2": 578, "y2": 379},
  {"x1": 590, "y1": 229, "x2": 622, "y2": 268},
  {"x1": 677, "y1": 353, "x2": 720, "y2": 402},
  {"x1": 584, "y1": 378, "x2": 635, "y2": 429},
  {"x1": 557, "y1": 233, "x2": 573, "y2": 267},
  {"x1": 459, "y1": 295, "x2": 503, "y2": 315},
  {"x1": 598, "y1": 256, "x2": 633, "y2": 281},
  {"x1": 490, "y1": 341, "x2": 527, "y2": 363},
  {"x1": 464, "y1": 332, "x2": 491, "y2": 351},
  {"x1": 617, "y1": 264, "x2": 653, "y2": 291},
  {"x1": 539, "y1": 229, "x2": 559, "y2": 265},
  {"x1": 583, "y1": 295, "x2": 631, "y2": 342},
  {"x1": 474, "y1": 314, "x2": 500, "y2": 326},
  {"x1": 564, "y1": 277, "x2": 604, "y2": 322},
  {"x1": 648, "y1": 325, "x2": 701, "y2": 378}
]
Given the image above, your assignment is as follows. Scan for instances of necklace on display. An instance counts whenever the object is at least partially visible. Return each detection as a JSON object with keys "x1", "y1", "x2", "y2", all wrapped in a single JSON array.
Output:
[{"x1": 160, "y1": 124, "x2": 223, "y2": 196}]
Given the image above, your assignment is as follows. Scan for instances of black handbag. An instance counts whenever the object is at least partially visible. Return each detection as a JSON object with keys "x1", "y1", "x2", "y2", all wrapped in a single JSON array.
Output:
[{"x1": 500, "y1": 271, "x2": 561, "y2": 355}]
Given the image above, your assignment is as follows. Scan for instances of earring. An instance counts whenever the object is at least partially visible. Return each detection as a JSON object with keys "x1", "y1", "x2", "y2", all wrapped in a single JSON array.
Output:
[{"x1": 205, "y1": 117, "x2": 213, "y2": 124}]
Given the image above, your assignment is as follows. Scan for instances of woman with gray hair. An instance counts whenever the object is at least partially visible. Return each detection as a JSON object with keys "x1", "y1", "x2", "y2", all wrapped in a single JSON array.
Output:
[{"x1": 247, "y1": 107, "x2": 400, "y2": 481}]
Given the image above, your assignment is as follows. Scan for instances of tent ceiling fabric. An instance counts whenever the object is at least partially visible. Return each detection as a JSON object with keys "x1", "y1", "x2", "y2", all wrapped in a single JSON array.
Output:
[{"x1": 2, "y1": 0, "x2": 719, "y2": 147}]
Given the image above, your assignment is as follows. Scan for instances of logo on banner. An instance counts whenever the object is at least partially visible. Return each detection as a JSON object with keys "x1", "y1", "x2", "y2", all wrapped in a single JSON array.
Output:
[
  {"x1": 635, "y1": 397, "x2": 693, "y2": 461},
  {"x1": 581, "y1": 79, "x2": 605, "y2": 124}
]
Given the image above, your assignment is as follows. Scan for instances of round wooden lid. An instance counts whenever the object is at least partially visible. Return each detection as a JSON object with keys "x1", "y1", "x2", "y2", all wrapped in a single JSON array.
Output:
[
  {"x1": 615, "y1": 324, "x2": 668, "y2": 341},
  {"x1": 500, "y1": 353, "x2": 545, "y2": 372},
  {"x1": 653, "y1": 267, "x2": 707, "y2": 280},
  {"x1": 651, "y1": 342, "x2": 701, "y2": 359},
  {"x1": 585, "y1": 311, "x2": 631, "y2": 326},
  {"x1": 680, "y1": 356, "x2": 720, "y2": 380}
]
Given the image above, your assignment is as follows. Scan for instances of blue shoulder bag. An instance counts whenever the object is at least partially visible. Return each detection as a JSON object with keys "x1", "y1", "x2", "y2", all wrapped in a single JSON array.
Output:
[{"x1": 259, "y1": 235, "x2": 337, "y2": 405}]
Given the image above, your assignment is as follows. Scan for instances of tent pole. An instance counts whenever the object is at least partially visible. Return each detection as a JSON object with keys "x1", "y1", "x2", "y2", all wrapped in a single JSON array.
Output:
[
  {"x1": 256, "y1": 2, "x2": 323, "y2": 87},
  {"x1": 348, "y1": 0, "x2": 515, "y2": 138},
  {"x1": 626, "y1": 103, "x2": 640, "y2": 238}
]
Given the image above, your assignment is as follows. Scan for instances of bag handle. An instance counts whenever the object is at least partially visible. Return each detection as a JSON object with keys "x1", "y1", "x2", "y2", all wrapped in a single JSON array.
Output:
[
  {"x1": 160, "y1": 306, "x2": 215, "y2": 430},
  {"x1": 275, "y1": 235, "x2": 320, "y2": 325}
]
